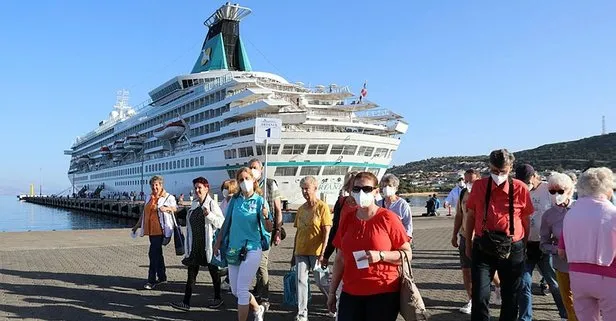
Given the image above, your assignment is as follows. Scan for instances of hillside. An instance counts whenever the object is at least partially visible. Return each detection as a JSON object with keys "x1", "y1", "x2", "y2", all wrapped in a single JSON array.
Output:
[{"x1": 390, "y1": 132, "x2": 616, "y2": 175}]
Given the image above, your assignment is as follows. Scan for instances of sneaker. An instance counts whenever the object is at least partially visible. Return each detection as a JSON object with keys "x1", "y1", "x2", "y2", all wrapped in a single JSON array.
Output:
[
  {"x1": 492, "y1": 286, "x2": 502, "y2": 305},
  {"x1": 170, "y1": 302, "x2": 190, "y2": 312},
  {"x1": 295, "y1": 314, "x2": 308, "y2": 321},
  {"x1": 540, "y1": 283, "x2": 549, "y2": 296},
  {"x1": 207, "y1": 298, "x2": 224, "y2": 309},
  {"x1": 459, "y1": 300, "x2": 472, "y2": 314},
  {"x1": 327, "y1": 311, "x2": 337, "y2": 318},
  {"x1": 144, "y1": 282, "x2": 155, "y2": 290},
  {"x1": 253, "y1": 305, "x2": 265, "y2": 321}
]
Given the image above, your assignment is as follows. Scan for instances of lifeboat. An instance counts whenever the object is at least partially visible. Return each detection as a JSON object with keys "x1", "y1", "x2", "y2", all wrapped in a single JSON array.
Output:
[
  {"x1": 124, "y1": 135, "x2": 144, "y2": 150},
  {"x1": 111, "y1": 140, "x2": 126, "y2": 154},
  {"x1": 76, "y1": 155, "x2": 90, "y2": 165},
  {"x1": 153, "y1": 120, "x2": 186, "y2": 140}
]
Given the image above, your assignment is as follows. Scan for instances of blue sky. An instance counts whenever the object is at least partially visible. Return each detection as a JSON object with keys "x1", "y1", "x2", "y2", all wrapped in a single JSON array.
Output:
[{"x1": 1, "y1": 1, "x2": 615, "y2": 194}]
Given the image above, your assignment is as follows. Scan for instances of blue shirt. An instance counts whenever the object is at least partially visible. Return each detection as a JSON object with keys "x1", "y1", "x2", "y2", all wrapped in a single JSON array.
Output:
[{"x1": 227, "y1": 193, "x2": 271, "y2": 251}]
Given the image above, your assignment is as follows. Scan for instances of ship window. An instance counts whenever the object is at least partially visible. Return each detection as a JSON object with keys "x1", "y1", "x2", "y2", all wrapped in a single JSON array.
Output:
[
  {"x1": 275, "y1": 166, "x2": 298, "y2": 176},
  {"x1": 173, "y1": 161, "x2": 177, "y2": 169},
  {"x1": 225, "y1": 149, "x2": 235, "y2": 159},
  {"x1": 181, "y1": 159, "x2": 185, "y2": 168},
  {"x1": 307, "y1": 144, "x2": 328, "y2": 155},
  {"x1": 350, "y1": 166, "x2": 366, "y2": 172},
  {"x1": 331, "y1": 145, "x2": 357, "y2": 155},
  {"x1": 186, "y1": 158, "x2": 190, "y2": 167},
  {"x1": 268, "y1": 144, "x2": 280, "y2": 155},
  {"x1": 194, "y1": 157, "x2": 199, "y2": 166},
  {"x1": 165, "y1": 162, "x2": 169, "y2": 171},
  {"x1": 200, "y1": 156, "x2": 204, "y2": 166},
  {"x1": 238, "y1": 147, "x2": 254, "y2": 158},
  {"x1": 367, "y1": 168, "x2": 381, "y2": 175},
  {"x1": 227, "y1": 170, "x2": 236, "y2": 179},
  {"x1": 322, "y1": 166, "x2": 349, "y2": 176},
  {"x1": 300, "y1": 166, "x2": 321, "y2": 176},
  {"x1": 190, "y1": 158, "x2": 194, "y2": 167},
  {"x1": 374, "y1": 148, "x2": 388, "y2": 157},
  {"x1": 358, "y1": 146, "x2": 374, "y2": 157},
  {"x1": 281, "y1": 144, "x2": 305, "y2": 155},
  {"x1": 176, "y1": 160, "x2": 180, "y2": 168}
]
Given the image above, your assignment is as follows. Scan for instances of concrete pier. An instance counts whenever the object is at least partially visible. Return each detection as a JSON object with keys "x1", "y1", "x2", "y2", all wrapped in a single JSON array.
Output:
[
  {"x1": 0, "y1": 217, "x2": 560, "y2": 321},
  {"x1": 21, "y1": 197, "x2": 190, "y2": 220}
]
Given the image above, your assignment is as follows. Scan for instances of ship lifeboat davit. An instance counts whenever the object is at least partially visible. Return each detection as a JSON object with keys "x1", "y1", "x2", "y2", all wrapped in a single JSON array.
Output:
[
  {"x1": 76, "y1": 155, "x2": 90, "y2": 165},
  {"x1": 100, "y1": 146, "x2": 111, "y2": 155},
  {"x1": 153, "y1": 120, "x2": 186, "y2": 140},
  {"x1": 124, "y1": 135, "x2": 144, "y2": 150}
]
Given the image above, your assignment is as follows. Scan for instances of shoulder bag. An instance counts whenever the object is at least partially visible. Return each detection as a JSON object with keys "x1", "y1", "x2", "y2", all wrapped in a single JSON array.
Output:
[
  {"x1": 398, "y1": 250, "x2": 429, "y2": 321},
  {"x1": 477, "y1": 177, "x2": 515, "y2": 260}
]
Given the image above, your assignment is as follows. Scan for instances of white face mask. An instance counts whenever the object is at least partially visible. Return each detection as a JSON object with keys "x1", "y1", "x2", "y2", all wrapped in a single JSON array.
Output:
[
  {"x1": 491, "y1": 173, "x2": 508, "y2": 186},
  {"x1": 458, "y1": 181, "x2": 466, "y2": 188},
  {"x1": 240, "y1": 180, "x2": 254, "y2": 193},
  {"x1": 222, "y1": 189, "x2": 229, "y2": 198},
  {"x1": 352, "y1": 191, "x2": 375, "y2": 208},
  {"x1": 251, "y1": 169, "x2": 261, "y2": 180},
  {"x1": 552, "y1": 194, "x2": 567, "y2": 205},
  {"x1": 465, "y1": 183, "x2": 473, "y2": 192},
  {"x1": 382, "y1": 186, "x2": 396, "y2": 197}
]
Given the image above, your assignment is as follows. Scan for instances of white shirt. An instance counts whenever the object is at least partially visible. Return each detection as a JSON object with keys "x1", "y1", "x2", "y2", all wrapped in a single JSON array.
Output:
[
  {"x1": 529, "y1": 182, "x2": 552, "y2": 242},
  {"x1": 445, "y1": 185, "x2": 464, "y2": 207}
]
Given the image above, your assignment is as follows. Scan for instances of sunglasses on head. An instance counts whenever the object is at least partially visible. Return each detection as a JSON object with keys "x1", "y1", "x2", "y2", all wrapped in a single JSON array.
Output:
[
  {"x1": 352, "y1": 186, "x2": 376, "y2": 193},
  {"x1": 549, "y1": 189, "x2": 565, "y2": 195}
]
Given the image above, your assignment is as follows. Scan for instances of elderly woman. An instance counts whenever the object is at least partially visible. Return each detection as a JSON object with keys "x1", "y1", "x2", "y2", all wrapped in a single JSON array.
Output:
[
  {"x1": 220, "y1": 179, "x2": 239, "y2": 216},
  {"x1": 327, "y1": 172, "x2": 412, "y2": 321},
  {"x1": 132, "y1": 175, "x2": 177, "y2": 290},
  {"x1": 379, "y1": 173, "x2": 413, "y2": 237},
  {"x1": 171, "y1": 177, "x2": 225, "y2": 311},
  {"x1": 539, "y1": 172, "x2": 577, "y2": 321},
  {"x1": 292, "y1": 176, "x2": 333, "y2": 321},
  {"x1": 559, "y1": 167, "x2": 616, "y2": 321},
  {"x1": 213, "y1": 167, "x2": 272, "y2": 321}
]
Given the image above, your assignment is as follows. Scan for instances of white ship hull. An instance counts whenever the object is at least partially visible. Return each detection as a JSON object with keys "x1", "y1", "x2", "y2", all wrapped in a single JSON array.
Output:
[{"x1": 69, "y1": 131, "x2": 399, "y2": 207}]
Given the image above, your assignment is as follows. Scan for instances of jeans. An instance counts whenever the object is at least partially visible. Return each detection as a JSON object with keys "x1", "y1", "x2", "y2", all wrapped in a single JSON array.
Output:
[
  {"x1": 182, "y1": 264, "x2": 222, "y2": 305},
  {"x1": 338, "y1": 291, "x2": 400, "y2": 321},
  {"x1": 471, "y1": 238, "x2": 525, "y2": 321},
  {"x1": 229, "y1": 249, "x2": 262, "y2": 305},
  {"x1": 518, "y1": 244, "x2": 567, "y2": 320},
  {"x1": 254, "y1": 248, "x2": 270, "y2": 300},
  {"x1": 148, "y1": 235, "x2": 166, "y2": 283},
  {"x1": 295, "y1": 255, "x2": 318, "y2": 317}
]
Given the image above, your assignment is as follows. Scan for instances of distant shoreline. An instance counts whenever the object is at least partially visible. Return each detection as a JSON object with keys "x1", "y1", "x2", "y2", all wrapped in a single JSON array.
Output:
[{"x1": 400, "y1": 192, "x2": 447, "y2": 197}]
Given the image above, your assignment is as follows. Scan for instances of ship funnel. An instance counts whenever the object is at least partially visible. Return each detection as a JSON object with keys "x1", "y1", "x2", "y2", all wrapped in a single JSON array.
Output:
[{"x1": 191, "y1": 3, "x2": 252, "y2": 73}]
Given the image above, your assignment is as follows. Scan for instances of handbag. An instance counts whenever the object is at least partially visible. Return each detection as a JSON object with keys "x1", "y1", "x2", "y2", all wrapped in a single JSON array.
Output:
[
  {"x1": 282, "y1": 267, "x2": 312, "y2": 307},
  {"x1": 477, "y1": 177, "x2": 514, "y2": 260},
  {"x1": 257, "y1": 200, "x2": 271, "y2": 251},
  {"x1": 398, "y1": 250, "x2": 428, "y2": 321},
  {"x1": 171, "y1": 214, "x2": 185, "y2": 256}
]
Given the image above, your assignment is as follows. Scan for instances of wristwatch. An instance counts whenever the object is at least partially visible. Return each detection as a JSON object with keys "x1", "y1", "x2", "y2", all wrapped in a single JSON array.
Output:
[{"x1": 379, "y1": 251, "x2": 385, "y2": 262}]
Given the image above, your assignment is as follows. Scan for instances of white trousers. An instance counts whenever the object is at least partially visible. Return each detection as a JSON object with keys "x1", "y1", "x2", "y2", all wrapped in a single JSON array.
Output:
[{"x1": 228, "y1": 249, "x2": 262, "y2": 305}]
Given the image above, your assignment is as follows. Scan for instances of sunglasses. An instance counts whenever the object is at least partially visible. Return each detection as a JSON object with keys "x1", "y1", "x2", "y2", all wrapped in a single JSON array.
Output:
[
  {"x1": 548, "y1": 189, "x2": 565, "y2": 195},
  {"x1": 352, "y1": 186, "x2": 376, "y2": 193}
]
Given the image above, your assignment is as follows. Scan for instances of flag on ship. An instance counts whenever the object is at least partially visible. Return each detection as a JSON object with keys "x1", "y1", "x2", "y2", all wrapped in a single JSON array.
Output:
[{"x1": 360, "y1": 81, "x2": 368, "y2": 97}]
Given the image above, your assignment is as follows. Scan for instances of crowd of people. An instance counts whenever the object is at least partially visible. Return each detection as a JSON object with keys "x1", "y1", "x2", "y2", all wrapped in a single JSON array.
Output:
[
  {"x1": 129, "y1": 150, "x2": 616, "y2": 321},
  {"x1": 449, "y1": 149, "x2": 616, "y2": 321}
]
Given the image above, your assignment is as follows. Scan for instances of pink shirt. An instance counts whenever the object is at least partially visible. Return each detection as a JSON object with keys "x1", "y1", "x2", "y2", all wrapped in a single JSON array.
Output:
[{"x1": 559, "y1": 196, "x2": 616, "y2": 278}]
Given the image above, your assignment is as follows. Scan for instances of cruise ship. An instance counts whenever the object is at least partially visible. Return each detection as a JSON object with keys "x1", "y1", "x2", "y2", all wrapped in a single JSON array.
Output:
[{"x1": 64, "y1": 3, "x2": 408, "y2": 207}]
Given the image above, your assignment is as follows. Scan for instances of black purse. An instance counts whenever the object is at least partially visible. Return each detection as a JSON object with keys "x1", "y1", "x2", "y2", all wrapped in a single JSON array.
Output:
[{"x1": 477, "y1": 177, "x2": 514, "y2": 260}]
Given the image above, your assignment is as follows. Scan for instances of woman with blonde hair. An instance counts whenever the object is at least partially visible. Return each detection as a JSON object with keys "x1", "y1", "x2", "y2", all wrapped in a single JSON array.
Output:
[
  {"x1": 220, "y1": 179, "x2": 239, "y2": 216},
  {"x1": 132, "y1": 175, "x2": 177, "y2": 290},
  {"x1": 559, "y1": 167, "x2": 616, "y2": 320},
  {"x1": 213, "y1": 167, "x2": 273, "y2": 321}
]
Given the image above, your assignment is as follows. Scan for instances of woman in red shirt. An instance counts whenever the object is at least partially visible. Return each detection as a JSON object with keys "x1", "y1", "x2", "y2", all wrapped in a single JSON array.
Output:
[{"x1": 327, "y1": 172, "x2": 411, "y2": 321}]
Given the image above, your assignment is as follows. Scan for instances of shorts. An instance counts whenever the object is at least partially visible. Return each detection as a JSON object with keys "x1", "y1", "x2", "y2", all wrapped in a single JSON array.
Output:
[{"x1": 458, "y1": 235, "x2": 472, "y2": 269}]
